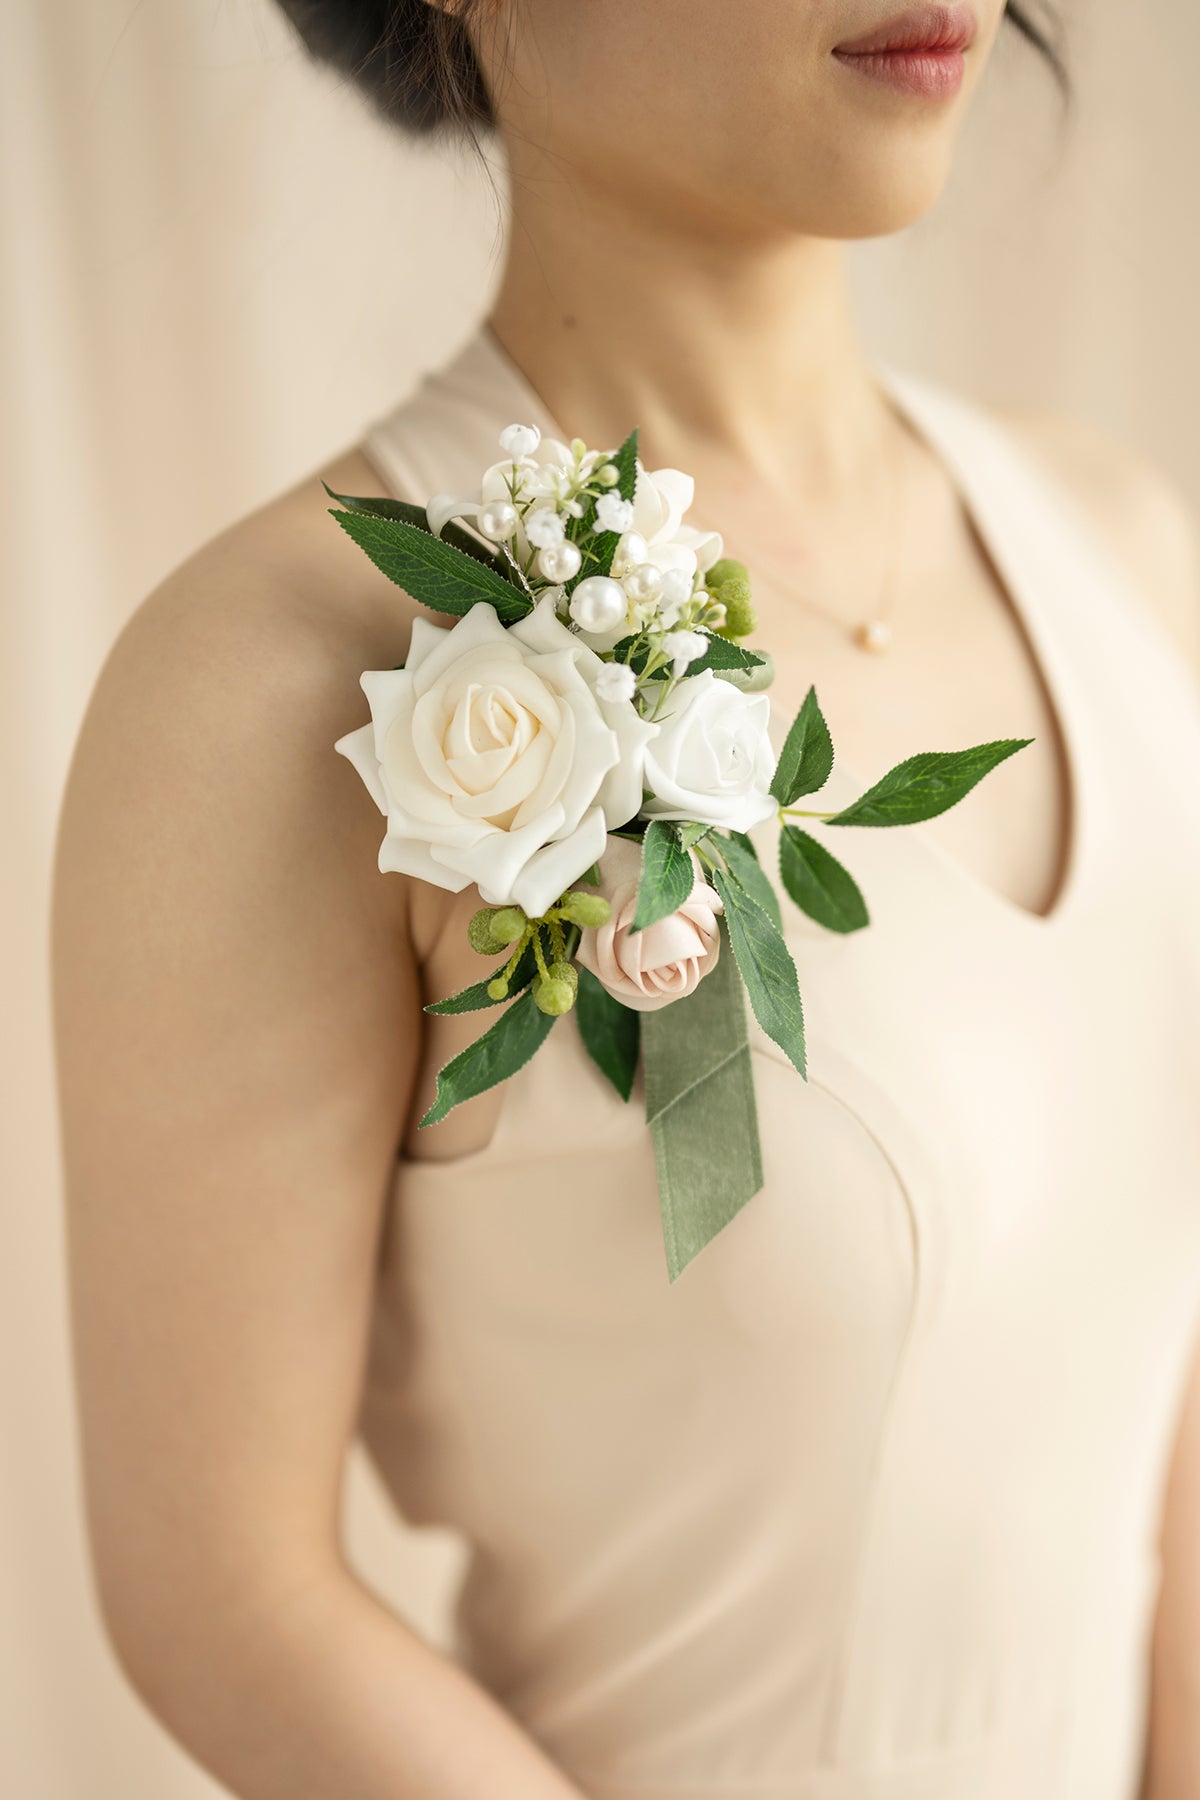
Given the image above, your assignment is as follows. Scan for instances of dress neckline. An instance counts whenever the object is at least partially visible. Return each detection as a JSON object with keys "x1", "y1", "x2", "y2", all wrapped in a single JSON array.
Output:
[{"x1": 455, "y1": 321, "x2": 1092, "y2": 933}]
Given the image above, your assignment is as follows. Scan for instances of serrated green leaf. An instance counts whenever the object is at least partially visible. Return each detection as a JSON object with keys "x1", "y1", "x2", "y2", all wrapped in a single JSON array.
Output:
[
  {"x1": 567, "y1": 428, "x2": 639, "y2": 591},
  {"x1": 779, "y1": 826, "x2": 870, "y2": 934},
  {"x1": 575, "y1": 967, "x2": 640, "y2": 1101},
  {"x1": 770, "y1": 684, "x2": 834, "y2": 805},
  {"x1": 685, "y1": 632, "x2": 766, "y2": 677},
  {"x1": 710, "y1": 869, "x2": 806, "y2": 1077},
  {"x1": 825, "y1": 738, "x2": 1035, "y2": 828},
  {"x1": 632, "y1": 819, "x2": 697, "y2": 933},
  {"x1": 321, "y1": 483, "x2": 503, "y2": 571},
  {"x1": 715, "y1": 831, "x2": 783, "y2": 932},
  {"x1": 330, "y1": 509, "x2": 530, "y2": 623},
  {"x1": 675, "y1": 821, "x2": 711, "y2": 853},
  {"x1": 424, "y1": 942, "x2": 537, "y2": 1015},
  {"x1": 419, "y1": 990, "x2": 556, "y2": 1128}
]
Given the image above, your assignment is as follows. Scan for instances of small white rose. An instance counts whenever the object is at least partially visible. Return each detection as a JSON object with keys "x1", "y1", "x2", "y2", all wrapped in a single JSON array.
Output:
[
  {"x1": 335, "y1": 598, "x2": 658, "y2": 919},
  {"x1": 576, "y1": 834, "x2": 723, "y2": 1013},
  {"x1": 629, "y1": 463, "x2": 724, "y2": 581},
  {"x1": 641, "y1": 669, "x2": 777, "y2": 832}
]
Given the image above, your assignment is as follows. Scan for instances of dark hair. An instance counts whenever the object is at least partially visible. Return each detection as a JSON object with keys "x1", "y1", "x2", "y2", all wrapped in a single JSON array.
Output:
[{"x1": 273, "y1": 1, "x2": 1069, "y2": 143}]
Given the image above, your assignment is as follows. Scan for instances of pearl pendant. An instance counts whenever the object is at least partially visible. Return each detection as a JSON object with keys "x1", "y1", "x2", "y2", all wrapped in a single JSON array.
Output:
[{"x1": 855, "y1": 618, "x2": 892, "y2": 653}]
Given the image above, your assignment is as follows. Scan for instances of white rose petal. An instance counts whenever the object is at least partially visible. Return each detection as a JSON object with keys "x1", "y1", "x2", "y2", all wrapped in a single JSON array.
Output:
[
  {"x1": 336, "y1": 598, "x2": 659, "y2": 919},
  {"x1": 641, "y1": 669, "x2": 777, "y2": 832}
]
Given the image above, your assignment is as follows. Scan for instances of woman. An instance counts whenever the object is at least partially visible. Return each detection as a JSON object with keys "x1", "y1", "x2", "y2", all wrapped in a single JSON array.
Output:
[{"x1": 51, "y1": 3, "x2": 1200, "y2": 1797}]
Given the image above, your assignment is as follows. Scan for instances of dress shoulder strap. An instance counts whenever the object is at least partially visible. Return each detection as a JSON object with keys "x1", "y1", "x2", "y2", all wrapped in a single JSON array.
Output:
[{"x1": 874, "y1": 359, "x2": 1197, "y2": 690}]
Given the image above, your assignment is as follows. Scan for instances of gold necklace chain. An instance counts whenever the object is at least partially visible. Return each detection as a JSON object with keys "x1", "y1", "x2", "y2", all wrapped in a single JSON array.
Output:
[{"x1": 775, "y1": 386, "x2": 911, "y2": 655}]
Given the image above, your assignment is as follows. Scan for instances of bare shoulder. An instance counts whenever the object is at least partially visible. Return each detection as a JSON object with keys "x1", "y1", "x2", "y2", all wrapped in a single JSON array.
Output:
[
  {"x1": 52, "y1": 441, "x2": 423, "y2": 1150},
  {"x1": 991, "y1": 403, "x2": 1200, "y2": 676},
  {"x1": 81, "y1": 445, "x2": 415, "y2": 771}
]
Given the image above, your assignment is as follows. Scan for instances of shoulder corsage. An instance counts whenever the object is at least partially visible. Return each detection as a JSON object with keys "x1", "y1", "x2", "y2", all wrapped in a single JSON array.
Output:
[{"x1": 330, "y1": 422, "x2": 1029, "y2": 1279}]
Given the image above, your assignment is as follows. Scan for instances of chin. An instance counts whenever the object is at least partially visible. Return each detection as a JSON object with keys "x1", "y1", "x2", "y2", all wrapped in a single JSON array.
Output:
[{"x1": 789, "y1": 165, "x2": 957, "y2": 241}]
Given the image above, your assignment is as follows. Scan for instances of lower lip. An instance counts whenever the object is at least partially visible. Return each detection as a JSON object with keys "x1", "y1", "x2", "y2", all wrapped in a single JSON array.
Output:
[{"x1": 831, "y1": 46, "x2": 966, "y2": 99}]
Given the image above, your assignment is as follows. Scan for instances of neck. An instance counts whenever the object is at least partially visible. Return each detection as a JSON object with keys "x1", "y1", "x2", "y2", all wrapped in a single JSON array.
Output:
[{"x1": 486, "y1": 154, "x2": 895, "y2": 504}]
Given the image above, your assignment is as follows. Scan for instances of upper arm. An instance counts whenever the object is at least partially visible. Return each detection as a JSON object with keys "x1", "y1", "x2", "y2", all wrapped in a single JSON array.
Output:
[
  {"x1": 996, "y1": 407, "x2": 1200, "y2": 679},
  {"x1": 51, "y1": 520, "x2": 420, "y2": 1685},
  {"x1": 1141, "y1": 1317, "x2": 1200, "y2": 1791}
]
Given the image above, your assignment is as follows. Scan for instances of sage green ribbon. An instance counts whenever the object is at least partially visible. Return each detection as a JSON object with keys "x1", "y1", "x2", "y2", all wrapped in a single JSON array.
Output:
[{"x1": 641, "y1": 919, "x2": 764, "y2": 1282}]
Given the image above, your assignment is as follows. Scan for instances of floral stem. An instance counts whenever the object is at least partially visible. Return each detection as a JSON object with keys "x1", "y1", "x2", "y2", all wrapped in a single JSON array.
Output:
[
  {"x1": 779, "y1": 805, "x2": 837, "y2": 821},
  {"x1": 530, "y1": 926, "x2": 551, "y2": 983}
]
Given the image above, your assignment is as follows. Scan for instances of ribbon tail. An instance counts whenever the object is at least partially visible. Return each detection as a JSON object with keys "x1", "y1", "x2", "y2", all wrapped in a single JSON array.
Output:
[{"x1": 641, "y1": 920, "x2": 764, "y2": 1282}]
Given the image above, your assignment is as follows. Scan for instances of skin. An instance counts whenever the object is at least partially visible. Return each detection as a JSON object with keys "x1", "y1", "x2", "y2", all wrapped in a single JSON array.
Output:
[{"x1": 51, "y1": 2, "x2": 1200, "y2": 1796}]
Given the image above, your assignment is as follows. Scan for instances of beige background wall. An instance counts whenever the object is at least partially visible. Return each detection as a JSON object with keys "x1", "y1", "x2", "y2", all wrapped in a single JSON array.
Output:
[{"x1": 5, "y1": 2, "x2": 1197, "y2": 1794}]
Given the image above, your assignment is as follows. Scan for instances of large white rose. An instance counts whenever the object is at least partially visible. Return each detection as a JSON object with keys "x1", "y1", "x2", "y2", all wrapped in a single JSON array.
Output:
[
  {"x1": 640, "y1": 670, "x2": 777, "y2": 832},
  {"x1": 335, "y1": 597, "x2": 658, "y2": 918}
]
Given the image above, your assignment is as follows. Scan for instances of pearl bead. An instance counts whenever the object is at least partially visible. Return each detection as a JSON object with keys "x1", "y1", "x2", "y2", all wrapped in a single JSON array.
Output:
[
  {"x1": 569, "y1": 575, "x2": 628, "y2": 634},
  {"x1": 476, "y1": 500, "x2": 518, "y2": 541},
  {"x1": 610, "y1": 531, "x2": 648, "y2": 576},
  {"x1": 855, "y1": 618, "x2": 892, "y2": 653},
  {"x1": 623, "y1": 561, "x2": 663, "y2": 605},
  {"x1": 536, "y1": 540, "x2": 583, "y2": 583}
]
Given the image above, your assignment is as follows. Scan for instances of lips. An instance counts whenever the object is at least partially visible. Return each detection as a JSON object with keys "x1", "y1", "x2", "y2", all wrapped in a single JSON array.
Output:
[{"x1": 833, "y1": 2, "x2": 977, "y2": 56}]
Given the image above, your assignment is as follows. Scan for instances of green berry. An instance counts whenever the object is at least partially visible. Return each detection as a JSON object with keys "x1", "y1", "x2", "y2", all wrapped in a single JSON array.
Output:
[
  {"x1": 557, "y1": 891, "x2": 612, "y2": 929},
  {"x1": 533, "y1": 973, "x2": 576, "y2": 1016},
  {"x1": 705, "y1": 556, "x2": 748, "y2": 590},
  {"x1": 467, "y1": 908, "x2": 516, "y2": 955},
  {"x1": 716, "y1": 576, "x2": 757, "y2": 641},
  {"x1": 486, "y1": 975, "x2": 510, "y2": 1001},
  {"x1": 547, "y1": 960, "x2": 578, "y2": 994},
  {"x1": 490, "y1": 905, "x2": 526, "y2": 944}
]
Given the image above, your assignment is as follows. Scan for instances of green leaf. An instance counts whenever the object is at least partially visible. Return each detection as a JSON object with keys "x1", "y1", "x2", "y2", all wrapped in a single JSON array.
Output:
[
  {"x1": 419, "y1": 990, "x2": 556, "y2": 1128},
  {"x1": 329, "y1": 509, "x2": 531, "y2": 623},
  {"x1": 321, "y1": 483, "x2": 503, "y2": 571},
  {"x1": 685, "y1": 632, "x2": 766, "y2": 677},
  {"x1": 710, "y1": 869, "x2": 807, "y2": 1078},
  {"x1": 675, "y1": 821, "x2": 711, "y2": 853},
  {"x1": 424, "y1": 942, "x2": 536, "y2": 1015},
  {"x1": 567, "y1": 428, "x2": 639, "y2": 591},
  {"x1": 642, "y1": 920, "x2": 764, "y2": 1282},
  {"x1": 632, "y1": 819, "x2": 697, "y2": 933},
  {"x1": 715, "y1": 831, "x2": 783, "y2": 932},
  {"x1": 825, "y1": 739, "x2": 1035, "y2": 828},
  {"x1": 770, "y1": 684, "x2": 834, "y2": 805},
  {"x1": 779, "y1": 825, "x2": 870, "y2": 934},
  {"x1": 575, "y1": 966, "x2": 640, "y2": 1101}
]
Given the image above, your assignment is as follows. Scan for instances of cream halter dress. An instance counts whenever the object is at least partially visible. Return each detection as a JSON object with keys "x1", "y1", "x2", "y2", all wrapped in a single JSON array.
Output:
[{"x1": 353, "y1": 323, "x2": 1200, "y2": 1800}]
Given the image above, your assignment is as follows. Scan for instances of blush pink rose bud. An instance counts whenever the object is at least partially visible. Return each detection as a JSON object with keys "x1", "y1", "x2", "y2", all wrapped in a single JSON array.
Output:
[{"x1": 575, "y1": 834, "x2": 723, "y2": 1014}]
